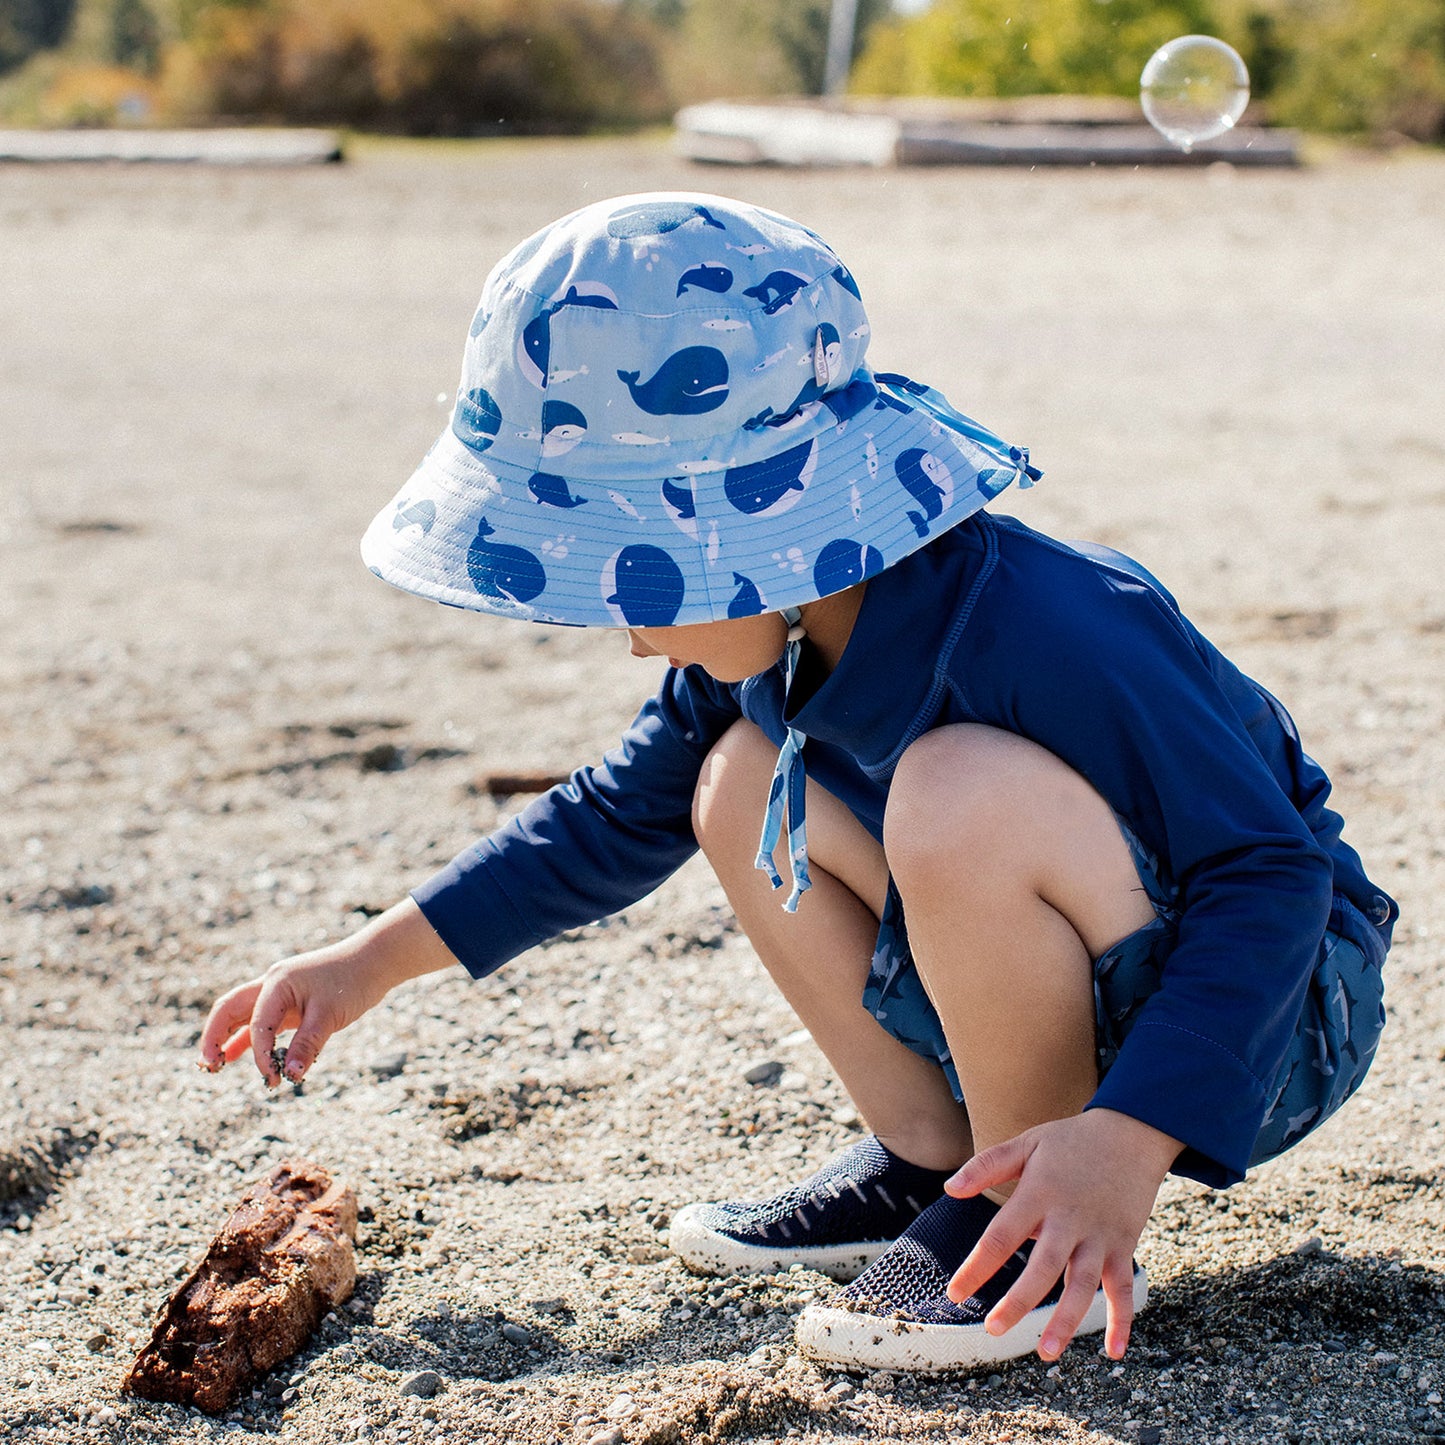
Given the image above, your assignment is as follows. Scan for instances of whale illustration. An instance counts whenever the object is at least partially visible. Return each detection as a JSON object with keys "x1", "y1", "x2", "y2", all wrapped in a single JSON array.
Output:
[
  {"x1": 466, "y1": 518, "x2": 546, "y2": 603},
  {"x1": 527, "y1": 472, "x2": 588, "y2": 508},
  {"x1": 612, "y1": 431, "x2": 670, "y2": 446},
  {"x1": 605, "y1": 201, "x2": 726, "y2": 240},
  {"x1": 895, "y1": 448, "x2": 954, "y2": 537},
  {"x1": 831, "y1": 264, "x2": 862, "y2": 300},
  {"x1": 605, "y1": 544, "x2": 686, "y2": 626},
  {"x1": 453, "y1": 386, "x2": 503, "y2": 451},
  {"x1": 973, "y1": 466, "x2": 1013, "y2": 500},
  {"x1": 727, "y1": 572, "x2": 765, "y2": 619},
  {"x1": 701, "y1": 317, "x2": 749, "y2": 332},
  {"x1": 540, "y1": 400, "x2": 588, "y2": 456},
  {"x1": 392, "y1": 498, "x2": 437, "y2": 534},
  {"x1": 813, "y1": 537, "x2": 885, "y2": 597},
  {"x1": 676, "y1": 263, "x2": 733, "y2": 297},
  {"x1": 617, "y1": 347, "x2": 729, "y2": 416},
  {"x1": 518, "y1": 285, "x2": 619, "y2": 388},
  {"x1": 724, "y1": 438, "x2": 817, "y2": 516},
  {"x1": 661, "y1": 476, "x2": 697, "y2": 522},
  {"x1": 742, "y1": 271, "x2": 810, "y2": 315}
]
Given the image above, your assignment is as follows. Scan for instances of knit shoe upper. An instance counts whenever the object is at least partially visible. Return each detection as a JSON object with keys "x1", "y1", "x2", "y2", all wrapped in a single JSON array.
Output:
[
  {"x1": 796, "y1": 1192, "x2": 1149, "y2": 1372},
  {"x1": 667, "y1": 1135, "x2": 954, "y2": 1281}
]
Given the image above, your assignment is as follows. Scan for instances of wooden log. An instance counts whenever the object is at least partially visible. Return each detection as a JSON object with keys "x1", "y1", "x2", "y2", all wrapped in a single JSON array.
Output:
[
  {"x1": 0, "y1": 129, "x2": 342, "y2": 165},
  {"x1": 122, "y1": 1160, "x2": 357, "y2": 1415}
]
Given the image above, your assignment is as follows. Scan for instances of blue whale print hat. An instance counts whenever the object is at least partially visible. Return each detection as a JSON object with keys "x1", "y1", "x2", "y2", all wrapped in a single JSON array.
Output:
[{"x1": 362, "y1": 191, "x2": 1038, "y2": 628}]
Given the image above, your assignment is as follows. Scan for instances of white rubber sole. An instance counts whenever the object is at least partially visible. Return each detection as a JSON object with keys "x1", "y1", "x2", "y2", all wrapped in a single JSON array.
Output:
[
  {"x1": 795, "y1": 1266, "x2": 1149, "y2": 1373},
  {"x1": 666, "y1": 1203, "x2": 891, "y2": 1282}
]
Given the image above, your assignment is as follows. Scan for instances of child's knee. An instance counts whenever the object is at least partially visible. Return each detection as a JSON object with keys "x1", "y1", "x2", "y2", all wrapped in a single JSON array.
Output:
[
  {"x1": 883, "y1": 724, "x2": 1073, "y2": 882},
  {"x1": 692, "y1": 719, "x2": 775, "y2": 853}
]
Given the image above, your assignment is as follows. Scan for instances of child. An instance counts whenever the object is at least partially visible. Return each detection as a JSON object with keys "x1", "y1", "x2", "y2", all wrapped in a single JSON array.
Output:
[{"x1": 199, "y1": 192, "x2": 1395, "y2": 1374}]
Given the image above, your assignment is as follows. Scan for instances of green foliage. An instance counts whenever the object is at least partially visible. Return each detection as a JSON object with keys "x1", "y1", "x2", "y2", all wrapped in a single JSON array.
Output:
[{"x1": 854, "y1": 0, "x2": 1445, "y2": 139}]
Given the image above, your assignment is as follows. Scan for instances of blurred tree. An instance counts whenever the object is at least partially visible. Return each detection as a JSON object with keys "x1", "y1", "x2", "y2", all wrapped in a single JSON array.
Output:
[
  {"x1": 111, "y1": 0, "x2": 159, "y2": 71},
  {"x1": 666, "y1": 0, "x2": 891, "y2": 98},
  {"x1": 0, "y1": 0, "x2": 79, "y2": 75}
]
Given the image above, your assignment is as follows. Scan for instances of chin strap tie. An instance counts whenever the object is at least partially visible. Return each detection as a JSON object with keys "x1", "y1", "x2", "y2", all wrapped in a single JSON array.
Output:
[{"x1": 754, "y1": 606, "x2": 812, "y2": 913}]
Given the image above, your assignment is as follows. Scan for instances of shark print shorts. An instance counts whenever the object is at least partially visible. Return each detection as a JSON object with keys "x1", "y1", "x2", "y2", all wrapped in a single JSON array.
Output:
[{"x1": 861, "y1": 817, "x2": 1389, "y2": 1172}]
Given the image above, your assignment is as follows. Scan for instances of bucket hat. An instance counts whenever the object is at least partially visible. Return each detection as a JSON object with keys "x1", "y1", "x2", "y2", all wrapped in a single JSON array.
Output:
[{"x1": 361, "y1": 191, "x2": 1037, "y2": 629}]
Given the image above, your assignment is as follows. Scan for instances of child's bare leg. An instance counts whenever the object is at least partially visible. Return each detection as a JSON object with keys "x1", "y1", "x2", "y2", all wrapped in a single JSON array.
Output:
[
  {"x1": 883, "y1": 724, "x2": 1159, "y2": 1170},
  {"x1": 694, "y1": 720, "x2": 973, "y2": 1172}
]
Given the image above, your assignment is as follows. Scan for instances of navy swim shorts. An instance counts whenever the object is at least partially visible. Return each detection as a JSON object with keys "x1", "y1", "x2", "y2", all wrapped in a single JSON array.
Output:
[{"x1": 861, "y1": 818, "x2": 1389, "y2": 1177}]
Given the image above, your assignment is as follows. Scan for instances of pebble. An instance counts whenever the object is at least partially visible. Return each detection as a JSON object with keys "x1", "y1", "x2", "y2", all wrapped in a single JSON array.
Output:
[
  {"x1": 85, "y1": 1333, "x2": 109, "y2": 1352},
  {"x1": 399, "y1": 1371, "x2": 443, "y2": 1399},
  {"x1": 743, "y1": 1060, "x2": 784, "y2": 1087},
  {"x1": 1293, "y1": 1236, "x2": 1325, "y2": 1257},
  {"x1": 604, "y1": 1393, "x2": 638, "y2": 1419},
  {"x1": 528, "y1": 1296, "x2": 569, "y2": 1315},
  {"x1": 371, "y1": 1052, "x2": 408, "y2": 1080},
  {"x1": 501, "y1": 1322, "x2": 533, "y2": 1347},
  {"x1": 584, "y1": 1431, "x2": 624, "y2": 1445}
]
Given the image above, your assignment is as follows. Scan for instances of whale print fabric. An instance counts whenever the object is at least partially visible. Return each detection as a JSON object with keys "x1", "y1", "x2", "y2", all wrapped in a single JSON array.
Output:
[{"x1": 362, "y1": 191, "x2": 1038, "y2": 627}]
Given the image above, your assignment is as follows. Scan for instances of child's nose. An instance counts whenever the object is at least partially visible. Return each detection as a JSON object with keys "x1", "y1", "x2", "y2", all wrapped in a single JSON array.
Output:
[{"x1": 627, "y1": 630, "x2": 657, "y2": 659}]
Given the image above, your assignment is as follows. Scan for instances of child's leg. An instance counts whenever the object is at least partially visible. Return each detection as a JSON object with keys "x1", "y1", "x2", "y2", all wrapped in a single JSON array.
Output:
[
  {"x1": 882, "y1": 723, "x2": 1158, "y2": 1168},
  {"x1": 693, "y1": 720, "x2": 973, "y2": 1172}
]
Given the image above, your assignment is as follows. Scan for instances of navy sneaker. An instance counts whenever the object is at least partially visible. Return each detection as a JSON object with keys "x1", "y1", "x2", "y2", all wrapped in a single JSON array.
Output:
[
  {"x1": 667, "y1": 1136, "x2": 954, "y2": 1281},
  {"x1": 796, "y1": 1193, "x2": 1149, "y2": 1372}
]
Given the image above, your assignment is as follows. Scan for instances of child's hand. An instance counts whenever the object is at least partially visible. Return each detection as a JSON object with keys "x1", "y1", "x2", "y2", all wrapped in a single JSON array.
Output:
[
  {"x1": 197, "y1": 898, "x2": 458, "y2": 1087},
  {"x1": 944, "y1": 1109, "x2": 1182, "y2": 1361}
]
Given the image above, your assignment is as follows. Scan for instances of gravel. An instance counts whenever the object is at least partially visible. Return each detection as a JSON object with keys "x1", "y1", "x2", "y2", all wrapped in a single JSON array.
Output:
[{"x1": 2, "y1": 137, "x2": 1442, "y2": 1444}]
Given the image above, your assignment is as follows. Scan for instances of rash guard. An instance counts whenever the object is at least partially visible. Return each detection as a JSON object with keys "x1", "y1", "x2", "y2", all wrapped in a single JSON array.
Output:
[{"x1": 414, "y1": 512, "x2": 1396, "y2": 1186}]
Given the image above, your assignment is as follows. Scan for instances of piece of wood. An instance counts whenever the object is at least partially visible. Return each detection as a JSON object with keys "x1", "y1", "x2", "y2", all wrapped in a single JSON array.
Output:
[
  {"x1": 0, "y1": 129, "x2": 342, "y2": 165},
  {"x1": 673, "y1": 101, "x2": 1298, "y2": 168},
  {"x1": 122, "y1": 1160, "x2": 357, "y2": 1415},
  {"x1": 473, "y1": 769, "x2": 571, "y2": 797}
]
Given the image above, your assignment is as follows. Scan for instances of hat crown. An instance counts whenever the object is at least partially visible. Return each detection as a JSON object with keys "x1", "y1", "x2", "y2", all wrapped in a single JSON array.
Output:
[{"x1": 454, "y1": 193, "x2": 872, "y2": 481}]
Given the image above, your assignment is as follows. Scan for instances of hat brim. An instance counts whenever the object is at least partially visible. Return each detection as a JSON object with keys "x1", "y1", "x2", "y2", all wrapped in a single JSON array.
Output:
[{"x1": 361, "y1": 374, "x2": 1026, "y2": 628}]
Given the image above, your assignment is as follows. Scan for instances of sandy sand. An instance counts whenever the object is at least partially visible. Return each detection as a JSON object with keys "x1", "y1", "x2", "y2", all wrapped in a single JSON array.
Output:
[{"x1": 2, "y1": 136, "x2": 1443, "y2": 1444}]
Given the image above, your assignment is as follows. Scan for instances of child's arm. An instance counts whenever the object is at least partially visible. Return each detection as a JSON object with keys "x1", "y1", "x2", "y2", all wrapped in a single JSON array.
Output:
[{"x1": 198, "y1": 898, "x2": 458, "y2": 1087}]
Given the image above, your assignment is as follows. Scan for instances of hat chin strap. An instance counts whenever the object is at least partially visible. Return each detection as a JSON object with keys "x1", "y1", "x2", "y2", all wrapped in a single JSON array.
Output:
[{"x1": 754, "y1": 606, "x2": 813, "y2": 913}]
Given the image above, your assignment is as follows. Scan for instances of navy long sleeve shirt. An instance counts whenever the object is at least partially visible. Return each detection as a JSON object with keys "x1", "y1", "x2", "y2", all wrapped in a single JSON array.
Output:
[{"x1": 414, "y1": 513, "x2": 1395, "y2": 1187}]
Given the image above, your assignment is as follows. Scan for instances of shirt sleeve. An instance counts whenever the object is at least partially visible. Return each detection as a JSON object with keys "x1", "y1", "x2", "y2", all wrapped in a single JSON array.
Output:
[
  {"x1": 412, "y1": 665, "x2": 743, "y2": 980},
  {"x1": 960, "y1": 548, "x2": 1335, "y2": 1187}
]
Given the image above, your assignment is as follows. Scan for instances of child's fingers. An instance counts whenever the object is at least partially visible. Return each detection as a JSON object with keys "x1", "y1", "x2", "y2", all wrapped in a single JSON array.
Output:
[
  {"x1": 281, "y1": 1012, "x2": 334, "y2": 1084},
  {"x1": 221, "y1": 1026, "x2": 253, "y2": 1064},
  {"x1": 945, "y1": 1133, "x2": 1028, "y2": 1198},
  {"x1": 1033, "y1": 1250, "x2": 1106, "y2": 1359},
  {"x1": 247, "y1": 975, "x2": 302, "y2": 1086},
  {"x1": 945, "y1": 1204, "x2": 1034, "y2": 1305},
  {"x1": 1100, "y1": 1253, "x2": 1138, "y2": 1359},
  {"x1": 981, "y1": 1233, "x2": 1078, "y2": 1341},
  {"x1": 198, "y1": 981, "x2": 263, "y2": 1070}
]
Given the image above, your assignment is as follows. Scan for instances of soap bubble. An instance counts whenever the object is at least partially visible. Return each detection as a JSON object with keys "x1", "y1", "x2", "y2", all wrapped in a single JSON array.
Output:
[{"x1": 1140, "y1": 36, "x2": 1250, "y2": 153}]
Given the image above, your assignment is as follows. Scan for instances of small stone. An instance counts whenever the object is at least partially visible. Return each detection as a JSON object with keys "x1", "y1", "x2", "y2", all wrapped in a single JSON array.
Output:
[
  {"x1": 743, "y1": 1060, "x2": 784, "y2": 1087},
  {"x1": 528, "y1": 1297, "x2": 569, "y2": 1315},
  {"x1": 1292, "y1": 1236, "x2": 1324, "y2": 1257},
  {"x1": 585, "y1": 1431, "x2": 624, "y2": 1445},
  {"x1": 500, "y1": 1322, "x2": 532, "y2": 1347},
  {"x1": 604, "y1": 1392, "x2": 637, "y2": 1419},
  {"x1": 627, "y1": 1244, "x2": 667, "y2": 1265},
  {"x1": 86, "y1": 1333, "x2": 110, "y2": 1352},
  {"x1": 1138, "y1": 1429, "x2": 1163, "y2": 1445},
  {"x1": 399, "y1": 1370, "x2": 443, "y2": 1399},
  {"x1": 371, "y1": 1052, "x2": 408, "y2": 1080},
  {"x1": 831, "y1": 1107, "x2": 861, "y2": 1128}
]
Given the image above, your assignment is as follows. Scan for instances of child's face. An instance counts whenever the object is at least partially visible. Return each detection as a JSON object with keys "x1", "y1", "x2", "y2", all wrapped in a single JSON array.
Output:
[{"x1": 627, "y1": 613, "x2": 787, "y2": 684}]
